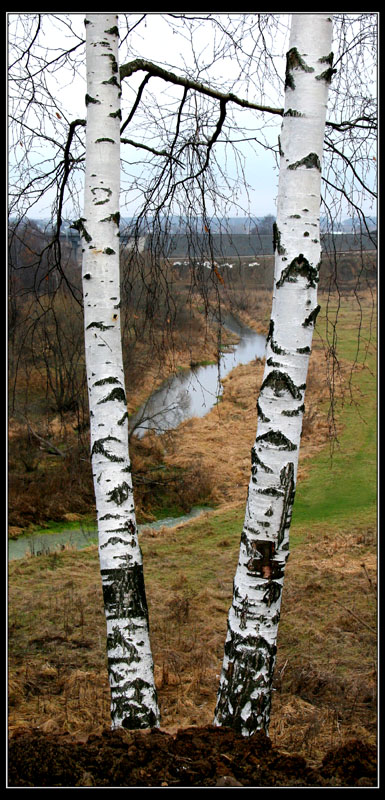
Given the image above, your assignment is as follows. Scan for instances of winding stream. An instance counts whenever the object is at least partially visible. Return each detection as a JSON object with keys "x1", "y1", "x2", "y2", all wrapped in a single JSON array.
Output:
[
  {"x1": 8, "y1": 507, "x2": 210, "y2": 562},
  {"x1": 129, "y1": 314, "x2": 266, "y2": 437},
  {"x1": 9, "y1": 315, "x2": 266, "y2": 561}
]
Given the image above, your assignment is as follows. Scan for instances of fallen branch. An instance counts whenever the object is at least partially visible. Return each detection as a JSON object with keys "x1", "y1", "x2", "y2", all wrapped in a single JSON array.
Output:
[
  {"x1": 20, "y1": 414, "x2": 69, "y2": 458},
  {"x1": 334, "y1": 599, "x2": 376, "y2": 634}
]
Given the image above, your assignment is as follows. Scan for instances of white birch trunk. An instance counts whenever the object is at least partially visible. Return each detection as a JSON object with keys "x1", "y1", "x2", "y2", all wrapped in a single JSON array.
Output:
[
  {"x1": 214, "y1": 13, "x2": 334, "y2": 736},
  {"x1": 80, "y1": 14, "x2": 160, "y2": 730}
]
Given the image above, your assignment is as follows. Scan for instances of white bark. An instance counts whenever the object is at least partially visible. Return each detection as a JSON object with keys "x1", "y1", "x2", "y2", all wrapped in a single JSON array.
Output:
[
  {"x1": 81, "y1": 14, "x2": 160, "y2": 730},
  {"x1": 214, "y1": 13, "x2": 333, "y2": 736}
]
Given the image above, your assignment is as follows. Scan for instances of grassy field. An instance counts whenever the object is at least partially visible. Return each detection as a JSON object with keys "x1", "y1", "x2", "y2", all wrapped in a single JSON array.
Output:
[{"x1": 8, "y1": 288, "x2": 376, "y2": 768}]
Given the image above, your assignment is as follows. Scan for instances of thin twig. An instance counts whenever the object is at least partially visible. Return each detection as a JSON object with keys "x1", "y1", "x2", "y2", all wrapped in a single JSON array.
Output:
[{"x1": 334, "y1": 599, "x2": 376, "y2": 633}]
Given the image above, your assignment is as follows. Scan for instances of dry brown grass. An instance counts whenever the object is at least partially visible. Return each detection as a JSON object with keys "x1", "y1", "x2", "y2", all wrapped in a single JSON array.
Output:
[
  {"x1": 8, "y1": 510, "x2": 376, "y2": 767},
  {"x1": 160, "y1": 343, "x2": 332, "y2": 509},
  {"x1": 8, "y1": 285, "x2": 377, "y2": 768}
]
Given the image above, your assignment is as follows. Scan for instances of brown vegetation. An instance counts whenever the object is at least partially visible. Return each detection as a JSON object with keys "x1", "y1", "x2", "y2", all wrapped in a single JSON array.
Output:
[
  {"x1": 8, "y1": 252, "x2": 377, "y2": 786},
  {"x1": 8, "y1": 504, "x2": 376, "y2": 784}
]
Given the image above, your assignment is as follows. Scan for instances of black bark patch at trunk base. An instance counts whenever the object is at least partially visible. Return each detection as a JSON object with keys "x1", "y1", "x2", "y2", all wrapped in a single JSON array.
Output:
[
  {"x1": 216, "y1": 632, "x2": 277, "y2": 735},
  {"x1": 8, "y1": 727, "x2": 377, "y2": 787},
  {"x1": 111, "y1": 678, "x2": 159, "y2": 731}
]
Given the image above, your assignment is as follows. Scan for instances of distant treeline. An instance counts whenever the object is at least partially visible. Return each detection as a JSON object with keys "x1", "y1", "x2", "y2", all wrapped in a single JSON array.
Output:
[{"x1": 153, "y1": 231, "x2": 377, "y2": 259}]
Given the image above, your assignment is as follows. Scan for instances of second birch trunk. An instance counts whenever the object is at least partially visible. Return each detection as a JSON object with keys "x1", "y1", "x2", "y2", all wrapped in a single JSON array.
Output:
[{"x1": 214, "y1": 13, "x2": 334, "y2": 737}]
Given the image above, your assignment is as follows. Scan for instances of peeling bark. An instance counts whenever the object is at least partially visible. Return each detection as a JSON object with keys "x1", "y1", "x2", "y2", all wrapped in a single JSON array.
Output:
[
  {"x1": 214, "y1": 13, "x2": 334, "y2": 737},
  {"x1": 82, "y1": 14, "x2": 160, "y2": 731}
]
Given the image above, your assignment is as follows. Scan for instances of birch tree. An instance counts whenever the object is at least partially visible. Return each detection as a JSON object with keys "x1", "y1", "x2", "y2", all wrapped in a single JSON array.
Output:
[
  {"x1": 80, "y1": 14, "x2": 160, "y2": 730},
  {"x1": 213, "y1": 13, "x2": 336, "y2": 737}
]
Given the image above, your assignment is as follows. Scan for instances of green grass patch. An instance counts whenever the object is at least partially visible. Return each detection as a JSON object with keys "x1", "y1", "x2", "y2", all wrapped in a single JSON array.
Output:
[
  {"x1": 292, "y1": 293, "x2": 376, "y2": 528},
  {"x1": 29, "y1": 516, "x2": 97, "y2": 538}
]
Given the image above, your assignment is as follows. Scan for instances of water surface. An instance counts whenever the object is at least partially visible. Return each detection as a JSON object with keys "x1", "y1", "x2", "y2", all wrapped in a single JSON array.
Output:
[{"x1": 130, "y1": 314, "x2": 266, "y2": 437}]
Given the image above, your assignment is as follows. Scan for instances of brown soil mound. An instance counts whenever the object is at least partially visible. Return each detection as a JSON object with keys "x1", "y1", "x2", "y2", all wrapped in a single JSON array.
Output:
[{"x1": 8, "y1": 725, "x2": 377, "y2": 787}]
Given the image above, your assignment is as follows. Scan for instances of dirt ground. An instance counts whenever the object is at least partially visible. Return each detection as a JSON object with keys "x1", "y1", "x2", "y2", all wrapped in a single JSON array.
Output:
[{"x1": 8, "y1": 724, "x2": 377, "y2": 787}]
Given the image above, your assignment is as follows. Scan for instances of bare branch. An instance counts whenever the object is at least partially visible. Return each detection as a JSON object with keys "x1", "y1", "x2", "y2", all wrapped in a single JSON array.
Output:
[{"x1": 120, "y1": 58, "x2": 285, "y2": 117}]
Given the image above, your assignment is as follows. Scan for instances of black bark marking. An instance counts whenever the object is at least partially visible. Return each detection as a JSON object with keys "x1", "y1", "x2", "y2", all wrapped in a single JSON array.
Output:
[
  {"x1": 106, "y1": 481, "x2": 131, "y2": 505},
  {"x1": 94, "y1": 377, "x2": 119, "y2": 386},
  {"x1": 276, "y1": 254, "x2": 319, "y2": 289},
  {"x1": 85, "y1": 94, "x2": 101, "y2": 106},
  {"x1": 86, "y1": 321, "x2": 114, "y2": 331},
  {"x1": 91, "y1": 187, "x2": 112, "y2": 205},
  {"x1": 256, "y1": 398, "x2": 270, "y2": 423},
  {"x1": 102, "y1": 53, "x2": 119, "y2": 74},
  {"x1": 266, "y1": 319, "x2": 287, "y2": 355},
  {"x1": 215, "y1": 631, "x2": 276, "y2": 734},
  {"x1": 260, "y1": 370, "x2": 303, "y2": 400},
  {"x1": 101, "y1": 211, "x2": 120, "y2": 226},
  {"x1": 262, "y1": 581, "x2": 282, "y2": 607},
  {"x1": 102, "y1": 75, "x2": 120, "y2": 88},
  {"x1": 316, "y1": 67, "x2": 337, "y2": 83},
  {"x1": 285, "y1": 47, "x2": 314, "y2": 91},
  {"x1": 100, "y1": 536, "x2": 133, "y2": 550},
  {"x1": 255, "y1": 430, "x2": 296, "y2": 451},
  {"x1": 71, "y1": 218, "x2": 92, "y2": 243},
  {"x1": 317, "y1": 52, "x2": 336, "y2": 84},
  {"x1": 251, "y1": 445, "x2": 273, "y2": 483},
  {"x1": 266, "y1": 357, "x2": 281, "y2": 368},
  {"x1": 105, "y1": 25, "x2": 119, "y2": 37},
  {"x1": 97, "y1": 387, "x2": 126, "y2": 405},
  {"x1": 105, "y1": 519, "x2": 136, "y2": 536},
  {"x1": 91, "y1": 436, "x2": 125, "y2": 463},
  {"x1": 272, "y1": 222, "x2": 286, "y2": 255},
  {"x1": 107, "y1": 626, "x2": 140, "y2": 661},
  {"x1": 319, "y1": 52, "x2": 334, "y2": 65},
  {"x1": 288, "y1": 152, "x2": 321, "y2": 171},
  {"x1": 282, "y1": 403, "x2": 305, "y2": 416},
  {"x1": 245, "y1": 540, "x2": 285, "y2": 580},
  {"x1": 102, "y1": 563, "x2": 149, "y2": 621},
  {"x1": 277, "y1": 462, "x2": 295, "y2": 547},
  {"x1": 303, "y1": 304, "x2": 321, "y2": 327},
  {"x1": 283, "y1": 108, "x2": 304, "y2": 117}
]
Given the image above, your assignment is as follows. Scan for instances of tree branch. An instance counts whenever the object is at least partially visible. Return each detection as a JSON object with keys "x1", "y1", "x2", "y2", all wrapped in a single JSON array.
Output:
[
  {"x1": 120, "y1": 58, "x2": 284, "y2": 117},
  {"x1": 120, "y1": 137, "x2": 184, "y2": 166}
]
